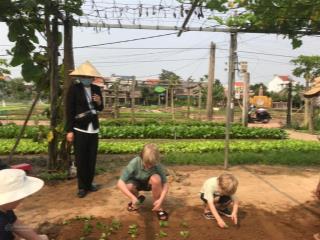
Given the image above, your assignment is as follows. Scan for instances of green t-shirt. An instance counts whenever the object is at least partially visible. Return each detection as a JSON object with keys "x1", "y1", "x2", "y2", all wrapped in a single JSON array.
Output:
[{"x1": 120, "y1": 156, "x2": 167, "y2": 183}]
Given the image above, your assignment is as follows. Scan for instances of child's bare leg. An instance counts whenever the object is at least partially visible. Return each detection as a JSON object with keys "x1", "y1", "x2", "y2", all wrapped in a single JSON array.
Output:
[
  {"x1": 149, "y1": 174, "x2": 163, "y2": 209},
  {"x1": 126, "y1": 183, "x2": 138, "y2": 197}
]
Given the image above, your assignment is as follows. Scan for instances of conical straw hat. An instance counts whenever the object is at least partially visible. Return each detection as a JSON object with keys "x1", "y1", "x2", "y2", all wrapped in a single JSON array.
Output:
[
  {"x1": 304, "y1": 76, "x2": 320, "y2": 98},
  {"x1": 69, "y1": 61, "x2": 102, "y2": 78}
]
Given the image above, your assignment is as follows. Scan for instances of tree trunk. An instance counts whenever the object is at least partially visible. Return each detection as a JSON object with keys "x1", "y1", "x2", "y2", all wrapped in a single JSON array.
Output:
[
  {"x1": 309, "y1": 98, "x2": 315, "y2": 133},
  {"x1": 63, "y1": 14, "x2": 75, "y2": 120},
  {"x1": 304, "y1": 79, "x2": 310, "y2": 127},
  {"x1": 46, "y1": 11, "x2": 60, "y2": 170},
  {"x1": 60, "y1": 13, "x2": 75, "y2": 171}
]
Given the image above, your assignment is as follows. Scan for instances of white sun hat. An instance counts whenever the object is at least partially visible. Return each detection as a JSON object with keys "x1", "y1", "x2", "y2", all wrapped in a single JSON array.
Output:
[{"x1": 0, "y1": 169, "x2": 44, "y2": 205}]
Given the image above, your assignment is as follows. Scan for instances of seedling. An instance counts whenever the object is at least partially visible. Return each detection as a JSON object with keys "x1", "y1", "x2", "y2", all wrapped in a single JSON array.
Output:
[
  {"x1": 99, "y1": 232, "x2": 107, "y2": 240},
  {"x1": 96, "y1": 221, "x2": 107, "y2": 231},
  {"x1": 111, "y1": 219, "x2": 121, "y2": 230},
  {"x1": 159, "y1": 220, "x2": 169, "y2": 228},
  {"x1": 62, "y1": 220, "x2": 71, "y2": 225},
  {"x1": 180, "y1": 231, "x2": 190, "y2": 238},
  {"x1": 83, "y1": 220, "x2": 93, "y2": 235},
  {"x1": 158, "y1": 230, "x2": 168, "y2": 238},
  {"x1": 75, "y1": 215, "x2": 95, "y2": 221},
  {"x1": 180, "y1": 221, "x2": 189, "y2": 228},
  {"x1": 128, "y1": 224, "x2": 138, "y2": 238}
]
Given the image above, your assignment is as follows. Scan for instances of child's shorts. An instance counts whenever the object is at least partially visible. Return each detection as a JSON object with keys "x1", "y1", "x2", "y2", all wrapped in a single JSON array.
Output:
[
  {"x1": 200, "y1": 193, "x2": 232, "y2": 205},
  {"x1": 127, "y1": 179, "x2": 152, "y2": 191}
]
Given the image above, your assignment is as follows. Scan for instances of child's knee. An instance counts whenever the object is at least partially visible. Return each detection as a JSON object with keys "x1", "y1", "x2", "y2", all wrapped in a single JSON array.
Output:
[{"x1": 149, "y1": 174, "x2": 161, "y2": 185}]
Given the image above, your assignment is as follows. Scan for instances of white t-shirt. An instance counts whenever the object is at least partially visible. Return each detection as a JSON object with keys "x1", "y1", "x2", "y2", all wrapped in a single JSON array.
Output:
[{"x1": 200, "y1": 177, "x2": 236, "y2": 202}]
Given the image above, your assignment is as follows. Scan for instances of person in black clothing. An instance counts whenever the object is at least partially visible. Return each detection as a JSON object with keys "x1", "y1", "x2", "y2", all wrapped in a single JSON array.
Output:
[
  {"x1": 0, "y1": 169, "x2": 47, "y2": 240},
  {"x1": 66, "y1": 61, "x2": 104, "y2": 198}
]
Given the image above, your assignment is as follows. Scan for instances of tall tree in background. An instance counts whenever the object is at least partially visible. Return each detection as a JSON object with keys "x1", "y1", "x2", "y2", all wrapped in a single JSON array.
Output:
[
  {"x1": 0, "y1": 0, "x2": 83, "y2": 168},
  {"x1": 0, "y1": 59, "x2": 10, "y2": 107},
  {"x1": 159, "y1": 70, "x2": 181, "y2": 119},
  {"x1": 291, "y1": 55, "x2": 320, "y2": 131}
]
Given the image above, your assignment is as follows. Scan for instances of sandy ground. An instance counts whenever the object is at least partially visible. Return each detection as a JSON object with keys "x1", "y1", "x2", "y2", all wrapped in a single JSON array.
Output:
[{"x1": 16, "y1": 165, "x2": 320, "y2": 239}]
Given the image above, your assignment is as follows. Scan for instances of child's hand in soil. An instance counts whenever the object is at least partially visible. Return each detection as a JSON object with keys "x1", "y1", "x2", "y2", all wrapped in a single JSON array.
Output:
[
  {"x1": 231, "y1": 213, "x2": 238, "y2": 225},
  {"x1": 217, "y1": 219, "x2": 228, "y2": 228}
]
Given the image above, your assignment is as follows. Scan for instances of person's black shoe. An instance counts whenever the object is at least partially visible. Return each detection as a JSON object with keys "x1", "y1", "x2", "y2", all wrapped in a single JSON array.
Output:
[
  {"x1": 88, "y1": 184, "x2": 98, "y2": 192},
  {"x1": 77, "y1": 189, "x2": 87, "y2": 198}
]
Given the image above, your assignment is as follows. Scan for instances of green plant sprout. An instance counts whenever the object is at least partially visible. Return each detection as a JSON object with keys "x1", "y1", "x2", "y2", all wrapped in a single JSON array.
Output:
[
  {"x1": 159, "y1": 220, "x2": 169, "y2": 228},
  {"x1": 179, "y1": 231, "x2": 190, "y2": 238},
  {"x1": 180, "y1": 221, "x2": 189, "y2": 228},
  {"x1": 128, "y1": 224, "x2": 138, "y2": 238},
  {"x1": 83, "y1": 220, "x2": 93, "y2": 235},
  {"x1": 96, "y1": 221, "x2": 107, "y2": 231},
  {"x1": 111, "y1": 219, "x2": 122, "y2": 230}
]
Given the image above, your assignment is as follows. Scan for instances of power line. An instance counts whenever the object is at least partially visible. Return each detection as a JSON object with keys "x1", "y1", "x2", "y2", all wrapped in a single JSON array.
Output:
[{"x1": 72, "y1": 31, "x2": 178, "y2": 49}]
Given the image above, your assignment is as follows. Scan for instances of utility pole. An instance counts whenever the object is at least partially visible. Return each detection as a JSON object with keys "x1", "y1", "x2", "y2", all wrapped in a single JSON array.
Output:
[
  {"x1": 187, "y1": 78, "x2": 191, "y2": 118},
  {"x1": 286, "y1": 78, "x2": 292, "y2": 127},
  {"x1": 131, "y1": 79, "x2": 136, "y2": 123},
  {"x1": 165, "y1": 88, "x2": 169, "y2": 110},
  {"x1": 206, "y1": 42, "x2": 216, "y2": 121},
  {"x1": 230, "y1": 32, "x2": 238, "y2": 122},
  {"x1": 171, "y1": 86, "x2": 175, "y2": 120},
  {"x1": 240, "y1": 62, "x2": 249, "y2": 127},
  {"x1": 224, "y1": 31, "x2": 237, "y2": 169},
  {"x1": 198, "y1": 85, "x2": 202, "y2": 120}
]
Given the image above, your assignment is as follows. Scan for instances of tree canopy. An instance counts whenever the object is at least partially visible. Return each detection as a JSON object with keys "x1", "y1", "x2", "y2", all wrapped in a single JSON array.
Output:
[
  {"x1": 203, "y1": 0, "x2": 320, "y2": 48},
  {"x1": 291, "y1": 55, "x2": 320, "y2": 81}
]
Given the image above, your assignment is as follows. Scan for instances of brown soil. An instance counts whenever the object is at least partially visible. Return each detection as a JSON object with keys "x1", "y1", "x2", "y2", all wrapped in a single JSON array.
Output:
[{"x1": 15, "y1": 165, "x2": 320, "y2": 240}]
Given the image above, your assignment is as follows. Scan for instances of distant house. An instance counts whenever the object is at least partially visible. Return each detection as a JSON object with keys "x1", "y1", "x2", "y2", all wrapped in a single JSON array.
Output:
[
  {"x1": 143, "y1": 79, "x2": 160, "y2": 86},
  {"x1": 268, "y1": 75, "x2": 296, "y2": 93}
]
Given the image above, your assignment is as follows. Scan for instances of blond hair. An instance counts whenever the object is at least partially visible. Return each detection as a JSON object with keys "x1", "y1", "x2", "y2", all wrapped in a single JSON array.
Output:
[
  {"x1": 218, "y1": 173, "x2": 238, "y2": 195},
  {"x1": 140, "y1": 143, "x2": 160, "y2": 166}
]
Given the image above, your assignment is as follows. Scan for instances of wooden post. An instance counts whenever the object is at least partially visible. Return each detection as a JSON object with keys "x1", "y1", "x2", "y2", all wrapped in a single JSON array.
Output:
[
  {"x1": 187, "y1": 79, "x2": 191, "y2": 118},
  {"x1": 114, "y1": 82, "x2": 119, "y2": 118},
  {"x1": 224, "y1": 31, "x2": 237, "y2": 169},
  {"x1": 171, "y1": 87, "x2": 175, "y2": 120},
  {"x1": 198, "y1": 84, "x2": 202, "y2": 120},
  {"x1": 230, "y1": 32, "x2": 237, "y2": 122},
  {"x1": 131, "y1": 79, "x2": 136, "y2": 123},
  {"x1": 242, "y1": 72, "x2": 250, "y2": 127},
  {"x1": 206, "y1": 42, "x2": 216, "y2": 120},
  {"x1": 165, "y1": 88, "x2": 169, "y2": 110}
]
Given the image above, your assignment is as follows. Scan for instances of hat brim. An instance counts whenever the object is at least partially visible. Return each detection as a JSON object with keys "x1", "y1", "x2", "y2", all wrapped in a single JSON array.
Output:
[
  {"x1": 303, "y1": 87, "x2": 320, "y2": 98},
  {"x1": 0, "y1": 176, "x2": 44, "y2": 205}
]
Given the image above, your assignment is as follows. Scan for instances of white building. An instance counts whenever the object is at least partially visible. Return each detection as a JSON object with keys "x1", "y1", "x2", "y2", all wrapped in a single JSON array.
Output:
[{"x1": 268, "y1": 75, "x2": 296, "y2": 93}]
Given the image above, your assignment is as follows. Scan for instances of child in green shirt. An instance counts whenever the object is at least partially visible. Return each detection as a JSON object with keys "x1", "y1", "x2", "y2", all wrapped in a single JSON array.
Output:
[{"x1": 117, "y1": 143, "x2": 169, "y2": 221}]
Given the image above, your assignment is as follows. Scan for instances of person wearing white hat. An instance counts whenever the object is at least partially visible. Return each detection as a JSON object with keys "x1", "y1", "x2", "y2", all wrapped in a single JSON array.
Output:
[
  {"x1": 66, "y1": 61, "x2": 104, "y2": 198},
  {"x1": 0, "y1": 169, "x2": 48, "y2": 240}
]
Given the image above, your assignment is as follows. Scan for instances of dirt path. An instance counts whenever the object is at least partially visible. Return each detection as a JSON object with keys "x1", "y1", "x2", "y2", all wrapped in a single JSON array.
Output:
[
  {"x1": 17, "y1": 165, "x2": 320, "y2": 240},
  {"x1": 287, "y1": 130, "x2": 319, "y2": 141}
]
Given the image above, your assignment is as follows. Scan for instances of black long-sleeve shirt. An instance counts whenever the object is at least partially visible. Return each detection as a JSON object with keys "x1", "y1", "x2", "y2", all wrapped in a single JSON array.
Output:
[{"x1": 66, "y1": 83, "x2": 104, "y2": 132}]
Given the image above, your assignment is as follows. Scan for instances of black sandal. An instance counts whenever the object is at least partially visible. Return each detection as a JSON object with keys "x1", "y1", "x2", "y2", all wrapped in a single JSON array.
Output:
[
  {"x1": 127, "y1": 195, "x2": 146, "y2": 212},
  {"x1": 156, "y1": 210, "x2": 169, "y2": 221}
]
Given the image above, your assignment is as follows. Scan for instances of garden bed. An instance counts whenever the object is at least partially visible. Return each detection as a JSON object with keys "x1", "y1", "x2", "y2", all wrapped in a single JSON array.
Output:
[{"x1": 15, "y1": 165, "x2": 320, "y2": 240}]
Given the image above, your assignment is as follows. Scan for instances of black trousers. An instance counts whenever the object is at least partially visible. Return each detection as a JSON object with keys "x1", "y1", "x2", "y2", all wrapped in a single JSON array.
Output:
[{"x1": 74, "y1": 131, "x2": 98, "y2": 190}]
